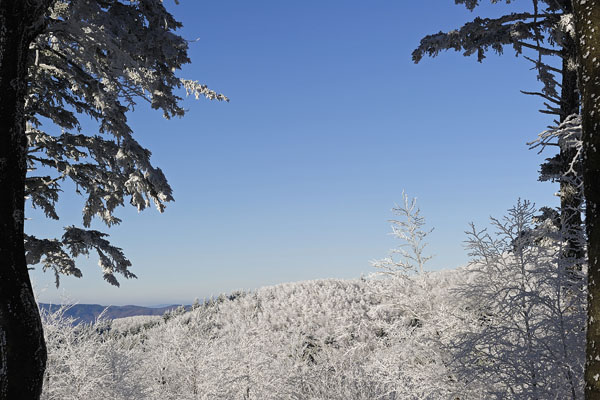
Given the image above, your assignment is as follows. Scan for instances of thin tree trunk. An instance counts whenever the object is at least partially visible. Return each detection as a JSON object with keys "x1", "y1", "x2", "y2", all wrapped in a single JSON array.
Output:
[
  {"x1": 558, "y1": 30, "x2": 585, "y2": 273},
  {"x1": 572, "y1": 0, "x2": 600, "y2": 398},
  {"x1": 0, "y1": 2, "x2": 50, "y2": 399}
]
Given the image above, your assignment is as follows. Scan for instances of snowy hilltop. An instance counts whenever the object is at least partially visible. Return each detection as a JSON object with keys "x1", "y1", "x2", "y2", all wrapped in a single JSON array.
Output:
[
  {"x1": 39, "y1": 200, "x2": 585, "y2": 399},
  {"x1": 40, "y1": 271, "x2": 462, "y2": 400}
]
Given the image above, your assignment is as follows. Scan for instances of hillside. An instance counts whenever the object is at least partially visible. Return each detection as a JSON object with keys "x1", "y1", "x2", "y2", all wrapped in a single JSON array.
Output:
[
  {"x1": 39, "y1": 235, "x2": 585, "y2": 400},
  {"x1": 40, "y1": 270, "x2": 474, "y2": 400},
  {"x1": 38, "y1": 303, "x2": 189, "y2": 324}
]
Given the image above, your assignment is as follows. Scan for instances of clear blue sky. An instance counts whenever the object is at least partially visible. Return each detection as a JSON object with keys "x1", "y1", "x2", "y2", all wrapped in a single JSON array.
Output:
[{"x1": 29, "y1": 0, "x2": 560, "y2": 306}]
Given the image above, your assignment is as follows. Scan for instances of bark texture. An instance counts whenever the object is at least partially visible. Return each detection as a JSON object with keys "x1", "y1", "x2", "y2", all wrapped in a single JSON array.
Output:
[
  {"x1": 572, "y1": 0, "x2": 600, "y2": 398},
  {"x1": 0, "y1": 1, "x2": 51, "y2": 399},
  {"x1": 559, "y1": 31, "x2": 585, "y2": 271}
]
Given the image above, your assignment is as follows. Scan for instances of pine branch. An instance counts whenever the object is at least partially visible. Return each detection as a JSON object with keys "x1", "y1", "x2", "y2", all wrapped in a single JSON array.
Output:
[
  {"x1": 539, "y1": 109, "x2": 562, "y2": 116},
  {"x1": 520, "y1": 90, "x2": 562, "y2": 105},
  {"x1": 523, "y1": 56, "x2": 562, "y2": 74},
  {"x1": 514, "y1": 40, "x2": 562, "y2": 56}
]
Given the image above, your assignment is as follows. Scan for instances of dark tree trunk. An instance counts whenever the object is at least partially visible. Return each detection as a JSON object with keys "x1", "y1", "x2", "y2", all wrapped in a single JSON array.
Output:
[
  {"x1": 0, "y1": 2, "x2": 50, "y2": 399},
  {"x1": 559, "y1": 31, "x2": 585, "y2": 273},
  {"x1": 572, "y1": 0, "x2": 600, "y2": 398}
]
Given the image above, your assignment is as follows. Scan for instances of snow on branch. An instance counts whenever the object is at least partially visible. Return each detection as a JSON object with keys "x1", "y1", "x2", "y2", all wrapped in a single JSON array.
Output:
[
  {"x1": 529, "y1": 114, "x2": 583, "y2": 185},
  {"x1": 23, "y1": 0, "x2": 228, "y2": 284},
  {"x1": 62, "y1": 227, "x2": 135, "y2": 287},
  {"x1": 453, "y1": 200, "x2": 585, "y2": 398},
  {"x1": 412, "y1": 12, "x2": 557, "y2": 63},
  {"x1": 25, "y1": 235, "x2": 81, "y2": 288},
  {"x1": 181, "y1": 79, "x2": 229, "y2": 102},
  {"x1": 26, "y1": 227, "x2": 134, "y2": 288},
  {"x1": 372, "y1": 192, "x2": 433, "y2": 276}
]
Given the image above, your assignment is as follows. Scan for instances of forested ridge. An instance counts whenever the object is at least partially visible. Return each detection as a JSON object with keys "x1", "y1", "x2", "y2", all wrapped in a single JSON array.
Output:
[{"x1": 40, "y1": 202, "x2": 585, "y2": 399}]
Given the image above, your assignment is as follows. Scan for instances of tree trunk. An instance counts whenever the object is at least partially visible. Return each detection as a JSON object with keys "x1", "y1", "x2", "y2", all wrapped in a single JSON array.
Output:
[
  {"x1": 559, "y1": 31, "x2": 585, "y2": 276},
  {"x1": 572, "y1": 0, "x2": 600, "y2": 398},
  {"x1": 0, "y1": 2, "x2": 50, "y2": 399}
]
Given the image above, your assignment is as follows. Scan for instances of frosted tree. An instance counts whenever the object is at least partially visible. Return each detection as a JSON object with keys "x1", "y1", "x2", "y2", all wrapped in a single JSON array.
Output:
[
  {"x1": 370, "y1": 195, "x2": 468, "y2": 399},
  {"x1": 36, "y1": 266, "x2": 498, "y2": 398},
  {"x1": 452, "y1": 200, "x2": 585, "y2": 398},
  {"x1": 371, "y1": 192, "x2": 433, "y2": 276},
  {"x1": 571, "y1": 0, "x2": 600, "y2": 396},
  {"x1": 371, "y1": 193, "x2": 436, "y2": 335},
  {"x1": 413, "y1": 0, "x2": 585, "y2": 268},
  {"x1": 0, "y1": 1, "x2": 226, "y2": 398},
  {"x1": 40, "y1": 307, "x2": 145, "y2": 400}
]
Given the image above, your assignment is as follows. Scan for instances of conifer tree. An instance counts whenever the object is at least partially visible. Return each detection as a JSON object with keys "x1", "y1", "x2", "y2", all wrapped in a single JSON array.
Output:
[
  {"x1": 572, "y1": 0, "x2": 600, "y2": 397},
  {"x1": 413, "y1": 0, "x2": 585, "y2": 268},
  {"x1": 0, "y1": 1, "x2": 226, "y2": 398}
]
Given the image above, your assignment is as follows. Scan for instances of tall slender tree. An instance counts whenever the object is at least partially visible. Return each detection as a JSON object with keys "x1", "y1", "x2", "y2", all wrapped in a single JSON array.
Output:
[
  {"x1": 0, "y1": 1, "x2": 227, "y2": 398},
  {"x1": 572, "y1": 1, "x2": 600, "y2": 397}
]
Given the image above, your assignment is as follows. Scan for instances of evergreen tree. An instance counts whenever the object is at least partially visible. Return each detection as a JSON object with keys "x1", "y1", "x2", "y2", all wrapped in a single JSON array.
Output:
[
  {"x1": 0, "y1": 1, "x2": 226, "y2": 398},
  {"x1": 571, "y1": 0, "x2": 600, "y2": 397},
  {"x1": 413, "y1": 0, "x2": 585, "y2": 268}
]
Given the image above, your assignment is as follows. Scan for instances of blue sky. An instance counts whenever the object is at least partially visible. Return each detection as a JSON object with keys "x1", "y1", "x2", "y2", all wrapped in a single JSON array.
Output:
[{"x1": 30, "y1": 0, "x2": 561, "y2": 306}]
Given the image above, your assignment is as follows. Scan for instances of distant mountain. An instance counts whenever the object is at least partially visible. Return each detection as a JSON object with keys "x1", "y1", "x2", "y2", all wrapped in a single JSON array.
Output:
[{"x1": 38, "y1": 303, "x2": 189, "y2": 324}]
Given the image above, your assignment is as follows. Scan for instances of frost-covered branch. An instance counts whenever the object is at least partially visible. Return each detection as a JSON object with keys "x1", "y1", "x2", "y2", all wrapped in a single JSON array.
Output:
[
  {"x1": 27, "y1": 226, "x2": 134, "y2": 287},
  {"x1": 371, "y1": 192, "x2": 433, "y2": 276},
  {"x1": 413, "y1": 2, "x2": 577, "y2": 118},
  {"x1": 529, "y1": 115, "x2": 583, "y2": 211},
  {"x1": 23, "y1": 0, "x2": 229, "y2": 284},
  {"x1": 412, "y1": 12, "x2": 559, "y2": 63},
  {"x1": 452, "y1": 200, "x2": 585, "y2": 398}
]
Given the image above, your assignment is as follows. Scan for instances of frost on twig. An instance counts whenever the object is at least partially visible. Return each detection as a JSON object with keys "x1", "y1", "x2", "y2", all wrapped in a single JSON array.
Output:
[
  {"x1": 529, "y1": 114, "x2": 582, "y2": 188},
  {"x1": 452, "y1": 200, "x2": 585, "y2": 398},
  {"x1": 181, "y1": 79, "x2": 229, "y2": 102},
  {"x1": 528, "y1": 114, "x2": 586, "y2": 275},
  {"x1": 371, "y1": 192, "x2": 433, "y2": 276}
]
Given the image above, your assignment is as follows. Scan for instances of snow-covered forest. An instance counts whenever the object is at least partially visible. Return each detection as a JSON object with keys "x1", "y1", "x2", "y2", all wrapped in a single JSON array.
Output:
[
  {"x1": 1, "y1": 0, "x2": 596, "y2": 398},
  {"x1": 39, "y1": 199, "x2": 586, "y2": 399}
]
